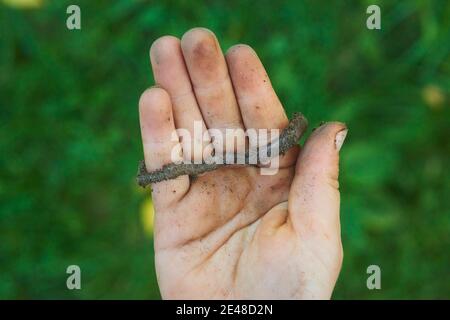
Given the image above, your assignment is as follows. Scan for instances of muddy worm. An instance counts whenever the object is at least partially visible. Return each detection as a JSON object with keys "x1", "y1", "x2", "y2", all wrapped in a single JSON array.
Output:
[{"x1": 136, "y1": 112, "x2": 308, "y2": 187}]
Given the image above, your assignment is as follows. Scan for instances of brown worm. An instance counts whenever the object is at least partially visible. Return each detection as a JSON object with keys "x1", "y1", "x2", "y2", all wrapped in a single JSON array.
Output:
[{"x1": 137, "y1": 112, "x2": 308, "y2": 187}]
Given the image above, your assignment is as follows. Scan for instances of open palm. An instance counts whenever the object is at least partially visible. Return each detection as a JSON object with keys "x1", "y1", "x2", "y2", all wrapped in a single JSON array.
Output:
[{"x1": 139, "y1": 28, "x2": 347, "y2": 299}]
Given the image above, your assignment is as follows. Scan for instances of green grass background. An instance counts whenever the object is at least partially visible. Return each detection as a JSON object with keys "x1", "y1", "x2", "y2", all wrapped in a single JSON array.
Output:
[{"x1": 0, "y1": 0, "x2": 449, "y2": 299}]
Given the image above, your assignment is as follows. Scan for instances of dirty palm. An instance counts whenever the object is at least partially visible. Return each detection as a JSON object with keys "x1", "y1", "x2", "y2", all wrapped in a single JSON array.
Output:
[{"x1": 139, "y1": 28, "x2": 347, "y2": 299}]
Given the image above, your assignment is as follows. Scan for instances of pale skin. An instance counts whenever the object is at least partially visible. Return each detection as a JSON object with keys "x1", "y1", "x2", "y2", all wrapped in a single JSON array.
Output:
[{"x1": 139, "y1": 28, "x2": 348, "y2": 299}]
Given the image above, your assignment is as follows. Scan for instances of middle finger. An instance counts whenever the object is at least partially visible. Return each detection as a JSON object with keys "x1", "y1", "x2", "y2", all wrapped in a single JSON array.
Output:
[{"x1": 181, "y1": 28, "x2": 245, "y2": 137}]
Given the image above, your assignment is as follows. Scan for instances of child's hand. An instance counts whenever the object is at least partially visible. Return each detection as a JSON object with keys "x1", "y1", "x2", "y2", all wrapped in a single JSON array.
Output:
[{"x1": 139, "y1": 28, "x2": 347, "y2": 299}]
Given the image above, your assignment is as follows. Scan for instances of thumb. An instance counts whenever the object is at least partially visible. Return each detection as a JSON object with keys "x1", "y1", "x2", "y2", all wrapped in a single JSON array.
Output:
[{"x1": 288, "y1": 122, "x2": 348, "y2": 238}]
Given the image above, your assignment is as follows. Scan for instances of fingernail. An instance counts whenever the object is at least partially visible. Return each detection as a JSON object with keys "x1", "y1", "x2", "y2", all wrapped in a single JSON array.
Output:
[{"x1": 335, "y1": 128, "x2": 348, "y2": 152}]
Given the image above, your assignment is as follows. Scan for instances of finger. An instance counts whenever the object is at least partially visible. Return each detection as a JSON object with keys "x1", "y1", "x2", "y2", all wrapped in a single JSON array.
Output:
[
  {"x1": 226, "y1": 44, "x2": 287, "y2": 130},
  {"x1": 139, "y1": 87, "x2": 190, "y2": 208},
  {"x1": 181, "y1": 28, "x2": 245, "y2": 152},
  {"x1": 288, "y1": 123, "x2": 348, "y2": 239},
  {"x1": 226, "y1": 44, "x2": 298, "y2": 167},
  {"x1": 150, "y1": 36, "x2": 211, "y2": 163}
]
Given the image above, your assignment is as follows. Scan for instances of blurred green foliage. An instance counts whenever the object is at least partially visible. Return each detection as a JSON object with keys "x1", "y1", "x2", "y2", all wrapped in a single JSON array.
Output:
[{"x1": 0, "y1": 0, "x2": 449, "y2": 299}]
